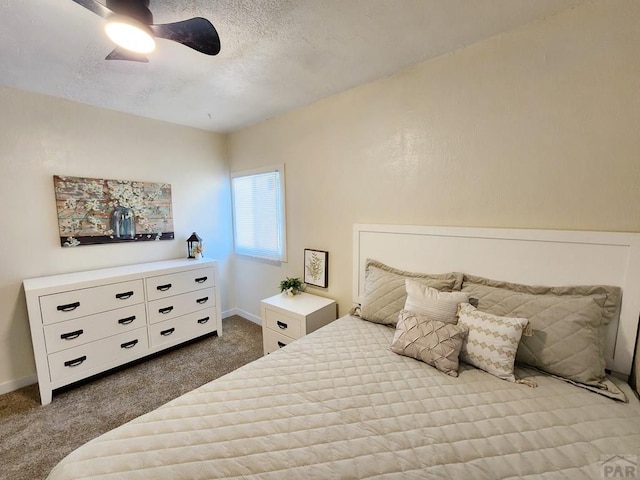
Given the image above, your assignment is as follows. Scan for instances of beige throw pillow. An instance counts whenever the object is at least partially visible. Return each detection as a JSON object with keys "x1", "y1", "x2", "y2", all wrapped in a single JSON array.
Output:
[
  {"x1": 359, "y1": 259, "x2": 463, "y2": 326},
  {"x1": 462, "y1": 274, "x2": 621, "y2": 324},
  {"x1": 391, "y1": 310, "x2": 468, "y2": 377},
  {"x1": 461, "y1": 276, "x2": 626, "y2": 400},
  {"x1": 457, "y1": 303, "x2": 529, "y2": 383},
  {"x1": 404, "y1": 279, "x2": 469, "y2": 324}
]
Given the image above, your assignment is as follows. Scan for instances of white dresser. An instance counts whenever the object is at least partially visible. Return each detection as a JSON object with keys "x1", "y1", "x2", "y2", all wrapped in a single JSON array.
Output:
[
  {"x1": 24, "y1": 259, "x2": 221, "y2": 405},
  {"x1": 261, "y1": 292, "x2": 336, "y2": 355}
]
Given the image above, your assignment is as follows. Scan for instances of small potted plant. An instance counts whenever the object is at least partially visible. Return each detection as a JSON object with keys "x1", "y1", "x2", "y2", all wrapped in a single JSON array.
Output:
[{"x1": 280, "y1": 277, "x2": 305, "y2": 296}]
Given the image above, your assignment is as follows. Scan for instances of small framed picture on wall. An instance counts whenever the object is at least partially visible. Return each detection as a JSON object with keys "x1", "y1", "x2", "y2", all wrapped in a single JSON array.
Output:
[{"x1": 304, "y1": 249, "x2": 328, "y2": 288}]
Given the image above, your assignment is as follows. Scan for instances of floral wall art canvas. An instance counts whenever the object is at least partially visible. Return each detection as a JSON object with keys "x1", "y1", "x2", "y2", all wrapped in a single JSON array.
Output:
[{"x1": 53, "y1": 175, "x2": 174, "y2": 247}]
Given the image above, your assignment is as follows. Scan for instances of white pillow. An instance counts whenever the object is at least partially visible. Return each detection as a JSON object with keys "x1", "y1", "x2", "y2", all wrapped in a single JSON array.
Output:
[
  {"x1": 457, "y1": 303, "x2": 529, "y2": 383},
  {"x1": 404, "y1": 279, "x2": 469, "y2": 324}
]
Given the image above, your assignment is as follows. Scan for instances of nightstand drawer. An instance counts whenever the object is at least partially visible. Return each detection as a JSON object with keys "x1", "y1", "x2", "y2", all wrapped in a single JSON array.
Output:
[
  {"x1": 48, "y1": 327, "x2": 148, "y2": 383},
  {"x1": 264, "y1": 308, "x2": 303, "y2": 339},
  {"x1": 263, "y1": 327, "x2": 295, "y2": 354},
  {"x1": 147, "y1": 287, "x2": 215, "y2": 324},
  {"x1": 39, "y1": 279, "x2": 144, "y2": 325},
  {"x1": 149, "y1": 308, "x2": 217, "y2": 348},
  {"x1": 43, "y1": 303, "x2": 147, "y2": 353}
]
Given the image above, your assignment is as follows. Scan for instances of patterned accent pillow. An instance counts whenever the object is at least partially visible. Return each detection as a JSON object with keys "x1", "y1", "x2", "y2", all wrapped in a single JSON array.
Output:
[
  {"x1": 457, "y1": 303, "x2": 529, "y2": 383},
  {"x1": 359, "y1": 259, "x2": 463, "y2": 326},
  {"x1": 404, "y1": 279, "x2": 469, "y2": 324},
  {"x1": 391, "y1": 310, "x2": 468, "y2": 377}
]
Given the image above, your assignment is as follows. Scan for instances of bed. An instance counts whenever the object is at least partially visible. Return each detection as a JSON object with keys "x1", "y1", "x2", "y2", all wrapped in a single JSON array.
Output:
[{"x1": 47, "y1": 225, "x2": 640, "y2": 479}]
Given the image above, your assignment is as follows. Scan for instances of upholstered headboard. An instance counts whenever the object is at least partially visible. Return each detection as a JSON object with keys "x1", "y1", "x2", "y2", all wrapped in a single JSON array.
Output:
[{"x1": 353, "y1": 224, "x2": 640, "y2": 377}]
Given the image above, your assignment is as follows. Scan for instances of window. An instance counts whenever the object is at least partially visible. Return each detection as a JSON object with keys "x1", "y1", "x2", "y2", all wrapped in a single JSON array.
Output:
[{"x1": 231, "y1": 165, "x2": 287, "y2": 261}]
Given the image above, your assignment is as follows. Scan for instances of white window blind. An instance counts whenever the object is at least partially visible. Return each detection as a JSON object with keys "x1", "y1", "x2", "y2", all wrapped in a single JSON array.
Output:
[{"x1": 231, "y1": 166, "x2": 287, "y2": 261}]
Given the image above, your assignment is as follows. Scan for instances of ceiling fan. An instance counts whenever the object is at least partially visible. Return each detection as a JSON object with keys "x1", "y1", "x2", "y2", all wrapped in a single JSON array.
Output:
[{"x1": 72, "y1": 0, "x2": 221, "y2": 62}]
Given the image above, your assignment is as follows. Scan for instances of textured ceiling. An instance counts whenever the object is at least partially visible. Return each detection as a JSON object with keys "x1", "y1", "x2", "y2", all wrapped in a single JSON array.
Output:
[{"x1": 0, "y1": 0, "x2": 585, "y2": 132}]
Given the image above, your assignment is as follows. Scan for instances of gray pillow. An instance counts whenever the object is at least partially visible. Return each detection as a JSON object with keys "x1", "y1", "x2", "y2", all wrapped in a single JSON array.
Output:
[
  {"x1": 359, "y1": 259, "x2": 463, "y2": 326},
  {"x1": 391, "y1": 310, "x2": 468, "y2": 377},
  {"x1": 461, "y1": 274, "x2": 624, "y2": 401},
  {"x1": 462, "y1": 274, "x2": 621, "y2": 325}
]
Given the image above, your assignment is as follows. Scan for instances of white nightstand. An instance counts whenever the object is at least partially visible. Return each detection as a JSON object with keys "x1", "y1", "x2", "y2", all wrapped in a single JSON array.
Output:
[{"x1": 261, "y1": 292, "x2": 337, "y2": 355}]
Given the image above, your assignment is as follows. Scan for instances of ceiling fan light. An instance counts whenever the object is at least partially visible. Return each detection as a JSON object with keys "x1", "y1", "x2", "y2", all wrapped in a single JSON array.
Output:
[{"x1": 105, "y1": 16, "x2": 155, "y2": 54}]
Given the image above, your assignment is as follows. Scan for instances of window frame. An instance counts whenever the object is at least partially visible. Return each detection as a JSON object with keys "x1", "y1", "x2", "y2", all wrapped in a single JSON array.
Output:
[{"x1": 230, "y1": 164, "x2": 287, "y2": 262}]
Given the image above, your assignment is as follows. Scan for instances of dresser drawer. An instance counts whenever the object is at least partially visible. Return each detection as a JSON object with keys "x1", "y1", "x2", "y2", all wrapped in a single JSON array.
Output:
[
  {"x1": 43, "y1": 303, "x2": 147, "y2": 354},
  {"x1": 48, "y1": 327, "x2": 148, "y2": 383},
  {"x1": 146, "y1": 267, "x2": 215, "y2": 301},
  {"x1": 263, "y1": 327, "x2": 295, "y2": 354},
  {"x1": 39, "y1": 279, "x2": 144, "y2": 325},
  {"x1": 147, "y1": 287, "x2": 215, "y2": 324},
  {"x1": 149, "y1": 308, "x2": 217, "y2": 348},
  {"x1": 264, "y1": 308, "x2": 303, "y2": 339}
]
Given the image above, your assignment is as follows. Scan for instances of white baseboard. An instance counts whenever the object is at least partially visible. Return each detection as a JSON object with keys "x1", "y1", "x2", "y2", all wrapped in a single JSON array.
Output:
[
  {"x1": 222, "y1": 308, "x2": 261, "y2": 326},
  {"x1": 0, "y1": 374, "x2": 37, "y2": 396}
]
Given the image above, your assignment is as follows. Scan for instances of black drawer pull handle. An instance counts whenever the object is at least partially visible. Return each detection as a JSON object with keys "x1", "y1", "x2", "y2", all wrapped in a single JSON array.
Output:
[
  {"x1": 196, "y1": 297, "x2": 209, "y2": 304},
  {"x1": 57, "y1": 301, "x2": 80, "y2": 312},
  {"x1": 157, "y1": 283, "x2": 172, "y2": 291},
  {"x1": 60, "y1": 329, "x2": 84, "y2": 340},
  {"x1": 195, "y1": 276, "x2": 208, "y2": 283},
  {"x1": 115, "y1": 291, "x2": 134, "y2": 300},
  {"x1": 277, "y1": 341, "x2": 287, "y2": 348},
  {"x1": 160, "y1": 328, "x2": 175, "y2": 336},
  {"x1": 197, "y1": 316, "x2": 210, "y2": 324},
  {"x1": 159, "y1": 306, "x2": 174, "y2": 314},
  {"x1": 276, "y1": 321, "x2": 288, "y2": 330},
  {"x1": 118, "y1": 316, "x2": 136, "y2": 325},
  {"x1": 64, "y1": 356, "x2": 87, "y2": 367},
  {"x1": 120, "y1": 339, "x2": 139, "y2": 349}
]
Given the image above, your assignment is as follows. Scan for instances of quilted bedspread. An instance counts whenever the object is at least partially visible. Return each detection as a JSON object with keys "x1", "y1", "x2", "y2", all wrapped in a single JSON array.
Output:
[{"x1": 47, "y1": 315, "x2": 640, "y2": 479}]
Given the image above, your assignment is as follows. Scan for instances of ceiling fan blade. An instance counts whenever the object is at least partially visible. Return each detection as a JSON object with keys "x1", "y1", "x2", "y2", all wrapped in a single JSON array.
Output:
[
  {"x1": 151, "y1": 18, "x2": 221, "y2": 56},
  {"x1": 71, "y1": 0, "x2": 113, "y2": 19},
  {"x1": 105, "y1": 47, "x2": 149, "y2": 63}
]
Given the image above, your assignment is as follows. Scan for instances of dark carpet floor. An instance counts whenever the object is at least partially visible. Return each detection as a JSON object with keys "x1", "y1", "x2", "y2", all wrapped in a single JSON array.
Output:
[{"x1": 0, "y1": 315, "x2": 263, "y2": 480}]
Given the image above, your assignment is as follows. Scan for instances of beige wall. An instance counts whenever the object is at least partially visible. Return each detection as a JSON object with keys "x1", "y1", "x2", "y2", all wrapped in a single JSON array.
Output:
[
  {"x1": 0, "y1": 87, "x2": 233, "y2": 392},
  {"x1": 228, "y1": 1, "x2": 640, "y2": 319}
]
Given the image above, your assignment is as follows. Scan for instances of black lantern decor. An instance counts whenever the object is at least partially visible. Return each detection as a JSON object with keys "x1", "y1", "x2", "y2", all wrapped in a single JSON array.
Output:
[{"x1": 187, "y1": 232, "x2": 202, "y2": 259}]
